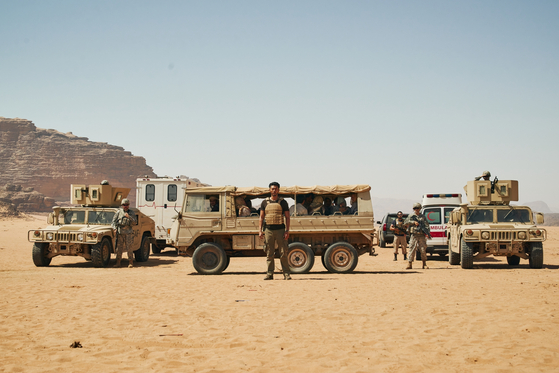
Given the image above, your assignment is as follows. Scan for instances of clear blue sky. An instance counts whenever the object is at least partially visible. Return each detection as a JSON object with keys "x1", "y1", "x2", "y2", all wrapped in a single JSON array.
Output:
[{"x1": 2, "y1": 1, "x2": 558, "y2": 210}]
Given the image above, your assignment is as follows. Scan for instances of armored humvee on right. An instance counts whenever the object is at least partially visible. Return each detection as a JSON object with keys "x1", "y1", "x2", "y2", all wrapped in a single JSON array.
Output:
[
  {"x1": 447, "y1": 179, "x2": 546, "y2": 269},
  {"x1": 167, "y1": 185, "x2": 376, "y2": 275}
]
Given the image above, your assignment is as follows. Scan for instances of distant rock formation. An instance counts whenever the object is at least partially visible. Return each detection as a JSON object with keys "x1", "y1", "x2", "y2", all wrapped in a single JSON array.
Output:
[
  {"x1": 0, "y1": 117, "x2": 156, "y2": 207},
  {"x1": 0, "y1": 183, "x2": 57, "y2": 212}
]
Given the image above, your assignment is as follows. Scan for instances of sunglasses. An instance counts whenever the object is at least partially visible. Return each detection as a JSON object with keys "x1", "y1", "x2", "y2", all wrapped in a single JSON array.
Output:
[{"x1": 122, "y1": 204, "x2": 130, "y2": 206}]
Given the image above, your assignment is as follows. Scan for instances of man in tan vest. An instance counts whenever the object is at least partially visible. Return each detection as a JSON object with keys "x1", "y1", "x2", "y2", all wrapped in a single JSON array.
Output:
[{"x1": 259, "y1": 182, "x2": 292, "y2": 280}]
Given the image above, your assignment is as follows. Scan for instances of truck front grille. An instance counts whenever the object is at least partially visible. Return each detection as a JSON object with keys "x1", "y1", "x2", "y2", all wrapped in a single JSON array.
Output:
[
  {"x1": 55, "y1": 232, "x2": 79, "y2": 242},
  {"x1": 489, "y1": 231, "x2": 516, "y2": 241}
]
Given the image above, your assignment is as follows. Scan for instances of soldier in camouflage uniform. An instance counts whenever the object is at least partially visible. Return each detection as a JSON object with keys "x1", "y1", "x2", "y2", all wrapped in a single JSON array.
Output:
[
  {"x1": 404, "y1": 203, "x2": 431, "y2": 270},
  {"x1": 111, "y1": 198, "x2": 137, "y2": 268},
  {"x1": 390, "y1": 211, "x2": 408, "y2": 261},
  {"x1": 259, "y1": 182, "x2": 292, "y2": 280}
]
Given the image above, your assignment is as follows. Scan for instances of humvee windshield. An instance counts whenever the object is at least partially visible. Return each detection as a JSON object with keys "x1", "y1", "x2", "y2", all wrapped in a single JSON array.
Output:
[
  {"x1": 466, "y1": 209, "x2": 493, "y2": 224},
  {"x1": 497, "y1": 208, "x2": 531, "y2": 223},
  {"x1": 88, "y1": 210, "x2": 116, "y2": 225},
  {"x1": 63, "y1": 210, "x2": 85, "y2": 224}
]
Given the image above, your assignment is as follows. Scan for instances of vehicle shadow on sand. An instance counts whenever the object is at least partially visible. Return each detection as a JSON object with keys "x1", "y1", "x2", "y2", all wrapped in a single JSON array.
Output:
[{"x1": 51, "y1": 257, "x2": 179, "y2": 268}]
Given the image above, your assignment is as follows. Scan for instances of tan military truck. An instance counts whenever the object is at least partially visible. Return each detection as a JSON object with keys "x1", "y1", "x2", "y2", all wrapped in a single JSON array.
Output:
[
  {"x1": 447, "y1": 179, "x2": 546, "y2": 269},
  {"x1": 28, "y1": 183, "x2": 155, "y2": 267},
  {"x1": 167, "y1": 185, "x2": 376, "y2": 274}
]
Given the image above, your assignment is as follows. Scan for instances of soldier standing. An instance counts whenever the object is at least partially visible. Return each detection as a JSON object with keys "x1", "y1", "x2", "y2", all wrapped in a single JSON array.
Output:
[
  {"x1": 259, "y1": 182, "x2": 292, "y2": 280},
  {"x1": 390, "y1": 211, "x2": 408, "y2": 261},
  {"x1": 111, "y1": 198, "x2": 137, "y2": 268},
  {"x1": 404, "y1": 203, "x2": 431, "y2": 270}
]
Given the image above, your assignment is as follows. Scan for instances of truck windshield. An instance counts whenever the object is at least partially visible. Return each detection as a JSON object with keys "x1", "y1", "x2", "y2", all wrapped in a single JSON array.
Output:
[
  {"x1": 424, "y1": 208, "x2": 441, "y2": 224},
  {"x1": 87, "y1": 211, "x2": 116, "y2": 225},
  {"x1": 497, "y1": 208, "x2": 531, "y2": 223},
  {"x1": 466, "y1": 209, "x2": 493, "y2": 224},
  {"x1": 63, "y1": 210, "x2": 86, "y2": 224}
]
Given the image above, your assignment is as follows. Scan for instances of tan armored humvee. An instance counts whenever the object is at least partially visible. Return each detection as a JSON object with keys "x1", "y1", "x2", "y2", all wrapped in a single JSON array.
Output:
[
  {"x1": 167, "y1": 185, "x2": 376, "y2": 274},
  {"x1": 447, "y1": 179, "x2": 546, "y2": 269},
  {"x1": 28, "y1": 183, "x2": 155, "y2": 267}
]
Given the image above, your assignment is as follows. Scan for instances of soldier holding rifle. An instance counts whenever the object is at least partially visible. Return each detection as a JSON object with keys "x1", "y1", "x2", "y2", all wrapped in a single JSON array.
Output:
[
  {"x1": 390, "y1": 211, "x2": 408, "y2": 261},
  {"x1": 111, "y1": 198, "x2": 137, "y2": 268},
  {"x1": 404, "y1": 203, "x2": 431, "y2": 270}
]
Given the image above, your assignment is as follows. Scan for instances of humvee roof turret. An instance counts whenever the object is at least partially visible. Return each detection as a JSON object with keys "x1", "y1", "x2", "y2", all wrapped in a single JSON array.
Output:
[
  {"x1": 447, "y1": 179, "x2": 546, "y2": 269},
  {"x1": 29, "y1": 183, "x2": 155, "y2": 267}
]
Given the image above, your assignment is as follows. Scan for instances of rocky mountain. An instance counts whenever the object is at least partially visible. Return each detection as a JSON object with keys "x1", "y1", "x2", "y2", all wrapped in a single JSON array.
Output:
[{"x1": 0, "y1": 117, "x2": 156, "y2": 206}]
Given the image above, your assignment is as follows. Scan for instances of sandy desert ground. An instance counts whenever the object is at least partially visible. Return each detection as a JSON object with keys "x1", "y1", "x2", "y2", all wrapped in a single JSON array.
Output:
[{"x1": 1, "y1": 216, "x2": 558, "y2": 373}]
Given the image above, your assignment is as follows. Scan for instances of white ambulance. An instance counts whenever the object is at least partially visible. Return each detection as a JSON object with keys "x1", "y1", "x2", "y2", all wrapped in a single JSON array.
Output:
[
  {"x1": 136, "y1": 176, "x2": 209, "y2": 253},
  {"x1": 421, "y1": 193, "x2": 462, "y2": 257}
]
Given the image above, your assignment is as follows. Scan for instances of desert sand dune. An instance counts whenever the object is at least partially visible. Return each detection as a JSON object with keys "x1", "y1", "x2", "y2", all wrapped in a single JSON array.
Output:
[{"x1": 1, "y1": 217, "x2": 558, "y2": 372}]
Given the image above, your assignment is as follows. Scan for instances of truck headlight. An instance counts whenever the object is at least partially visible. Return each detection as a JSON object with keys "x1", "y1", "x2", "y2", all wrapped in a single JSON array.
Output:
[
  {"x1": 518, "y1": 231, "x2": 526, "y2": 240},
  {"x1": 481, "y1": 231, "x2": 489, "y2": 240},
  {"x1": 77, "y1": 233, "x2": 84, "y2": 241},
  {"x1": 46, "y1": 232, "x2": 54, "y2": 240}
]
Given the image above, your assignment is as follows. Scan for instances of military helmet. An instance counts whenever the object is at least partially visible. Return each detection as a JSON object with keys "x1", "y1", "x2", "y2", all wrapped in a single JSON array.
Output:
[
  {"x1": 121, "y1": 198, "x2": 130, "y2": 205},
  {"x1": 413, "y1": 203, "x2": 422, "y2": 209},
  {"x1": 482, "y1": 170, "x2": 491, "y2": 177},
  {"x1": 101, "y1": 180, "x2": 109, "y2": 185}
]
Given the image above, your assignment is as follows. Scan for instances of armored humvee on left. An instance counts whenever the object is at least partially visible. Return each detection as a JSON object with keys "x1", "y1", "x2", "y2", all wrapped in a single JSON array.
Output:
[{"x1": 28, "y1": 183, "x2": 155, "y2": 267}]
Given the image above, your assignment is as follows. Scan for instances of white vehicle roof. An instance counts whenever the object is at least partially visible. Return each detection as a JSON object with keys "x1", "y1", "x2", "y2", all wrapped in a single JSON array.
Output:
[{"x1": 421, "y1": 193, "x2": 462, "y2": 207}]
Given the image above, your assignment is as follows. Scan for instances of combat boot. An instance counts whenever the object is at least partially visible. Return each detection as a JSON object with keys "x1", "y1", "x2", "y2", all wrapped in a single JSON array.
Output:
[
  {"x1": 264, "y1": 274, "x2": 273, "y2": 280},
  {"x1": 406, "y1": 261, "x2": 412, "y2": 270},
  {"x1": 393, "y1": 254, "x2": 398, "y2": 261},
  {"x1": 113, "y1": 259, "x2": 121, "y2": 268},
  {"x1": 128, "y1": 259, "x2": 134, "y2": 268},
  {"x1": 422, "y1": 260, "x2": 429, "y2": 269},
  {"x1": 404, "y1": 254, "x2": 407, "y2": 260},
  {"x1": 284, "y1": 274, "x2": 292, "y2": 280}
]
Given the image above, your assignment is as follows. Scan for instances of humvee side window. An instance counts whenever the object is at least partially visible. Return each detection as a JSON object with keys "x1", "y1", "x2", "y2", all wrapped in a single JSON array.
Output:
[
  {"x1": 497, "y1": 209, "x2": 530, "y2": 223},
  {"x1": 466, "y1": 209, "x2": 493, "y2": 224},
  {"x1": 168, "y1": 184, "x2": 177, "y2": 202},
  {"x1": 64, "y1": 211, "x2": 86, "y2": 224},
  {"x1": 146, "y1": 184, "x2": 155, "y2": 202},
  {"x1": 444, "y1": 208, "x2": 454, "y2": 224},
  {"x1": 424, "y1": 208, "x2": 441, "y2": 224}
]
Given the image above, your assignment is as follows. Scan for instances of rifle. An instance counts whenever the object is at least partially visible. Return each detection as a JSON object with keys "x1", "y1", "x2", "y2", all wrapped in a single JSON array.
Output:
[{"x1": 408, "y1": 215, "x2": 432, "y2": 239}]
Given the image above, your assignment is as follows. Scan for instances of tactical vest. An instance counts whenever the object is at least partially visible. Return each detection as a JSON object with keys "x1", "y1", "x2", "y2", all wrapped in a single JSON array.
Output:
[{"x1": 265, "y1": 197, "x2": 284, "y2": 225}]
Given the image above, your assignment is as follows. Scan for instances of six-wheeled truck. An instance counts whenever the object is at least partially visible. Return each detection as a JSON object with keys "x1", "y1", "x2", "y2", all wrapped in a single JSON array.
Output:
[
  {"x1": 167, "y1": 185, "x2": 377, "y2": 274},
  {"x1": 28, "y1": 183, "x2": 155, "y2": 267},
  {"x1": 447, "y1": 179, "x2": 546, "y2": 269}
]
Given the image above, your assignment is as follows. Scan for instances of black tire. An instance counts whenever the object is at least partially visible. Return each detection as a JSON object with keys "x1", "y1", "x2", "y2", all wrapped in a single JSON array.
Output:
[
  {"x1": 223, "y1": 254, "x2": 231, "y2": 271},
  {"x1": 32, "y1": 243, "x2": 51, "y2": 267},
  {"x1": 323, "y1": 242, "x2": 358, "y2": 273},
  {"x1": 529, "y1": 242, "x2": 543, "y2": 269},
  {"x1": 321, "y1": 253, "x2": 327, "y2": 269},
  {"x1": 379, "y1": 234, "x2": 386, "y2": 248},
  {"x1": 448, "y1": 239, "x2": 460, "y2": 265},
  {"x1": 152, "y1": 242, "x2": 162, "y2": 254},
  {"x1": 91, "y1": 238, "x2": 112, "y2": 268},
  {"x1": 438, "y1": 252, "x2": 447, "y2": 257},
  {"x1": 287, "y1": 242, "x2": 315, "y2": 274},
  {"x1": 192, "y1": 243, "x2": 227, "y2": 275},
  {"x1": 460, "y1": 238, "x2": 473, "y2": 269},
  {"x1": 134, "y1": 235, "x2": 151, "y2": 262},
  {"x1": 507, "y1": 255, "x2": 521, "y2": 266}
]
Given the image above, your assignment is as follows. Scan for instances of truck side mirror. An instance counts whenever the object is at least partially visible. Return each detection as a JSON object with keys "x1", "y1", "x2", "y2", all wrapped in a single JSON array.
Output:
[{"x1": 535, "y1": 212, "x2": 544, "y2": 225}]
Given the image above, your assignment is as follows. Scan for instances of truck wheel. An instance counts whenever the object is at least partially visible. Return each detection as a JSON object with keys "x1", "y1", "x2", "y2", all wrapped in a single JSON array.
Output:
[
  {"x1": 460, "y1": 238, "x2": 473, "y2": 269},
  {"x1": 321, "y1": 253, "x2": 327, "y2": 270},
  {"x1": 379, "y1": 235, "x2": 386, "y2": 248},
  {"x1": 192, "y1": 243, "x2": 227, "y2": 275},
  {"x1": 32, "y1": 243, "x2": 51, "y2": 267},
  {"x1": 529, "y1": 242, "x2": 543, "y2": 269},
  {"x1": 223, "y1": 255, "x2": 231, "y2": 271},
  {"x1": 134, "y1": 236, "x2": 151, "y2": 262},
  {"x1": 448, "y1": 240, "x2": 460, "y2": 265},
  {"x1": 152, "y1": 242, "x2": 162, "y2": 254},
  {"x1": 507, "y1": 255, "x2": 520, "y2": 266},
  {"x1": 323, "y1": 242, "x2": 358, "y2": 273},
  {"x1": 287, "y1": 242, "x2": 314, "y2": 274},
  {"x1": 91, "y1": 238, "x2": 112, "y2": 268}
]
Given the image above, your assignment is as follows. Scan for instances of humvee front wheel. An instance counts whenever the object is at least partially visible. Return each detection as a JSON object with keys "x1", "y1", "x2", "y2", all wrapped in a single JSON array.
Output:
[
  {"x1": 448, "y1": 239, "x2": 460, "y2": 265},
  {"x1": 134, "y1": 235, "x2": 151, "y2": 262},
  {"x1": 287, "y1": 242, "x2": 314, "y2": 274},
  {"x1": 323, "y1": 242, "x2": 358, "y2": 273},
  {"x1": 192, "y1": 243, "x2": 227, "y2": 275},
  {"x1": 91, "y1": 238, "x2": 112, "y2": 268},
  {"x1": 460, "y1": 238, "x2": 473, "y2": 269},
  {"x1": 529, "y1": 242, "x2": 543, "y2": 269},
  {"x1": 507, "y1": 255, "x2": 521, "y2": 266},
  {"x1": 32, "y1": 243, "x2": 51, "y2": 267}
]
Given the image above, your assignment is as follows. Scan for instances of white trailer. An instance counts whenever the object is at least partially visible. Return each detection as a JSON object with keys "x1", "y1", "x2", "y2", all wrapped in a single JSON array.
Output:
[{"x1": 136, "y1": 176, "x2": 209, "y2": 253}]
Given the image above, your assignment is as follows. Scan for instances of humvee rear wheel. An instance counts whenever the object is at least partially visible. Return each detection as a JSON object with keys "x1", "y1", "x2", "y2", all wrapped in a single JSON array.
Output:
[
  {"x1": 460, "y1": 238, "x2": 473, "y2": 269},
  {"x1": 287, "y1": 242, "x2": 314, "y2": 274},
  {"x1": 134, "y1": 235, "x2": 151, "y2": 262},
  {"x1": 91, "y1": 238, "x2": 111, "y2": 268},
  {"x1": 529, "y1": 242, "x2": 543, "y2": 269},
  {"x1": 32, "y1": 243, "x2": 51, "y2": 267},
  {"x1": 192, "y1": 243, "x2": 227, "y2": 275},
  {"x1": 323, "y1": 242, "x2": 358, "y2": 273},
  {"x1": 507, "y1": 255, "x2": 521, "y2": 266},
  {"x1": 448, "y1": 239, "x2": 460, "y2": 265}
]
